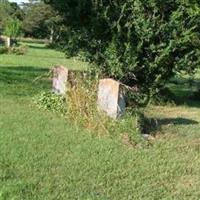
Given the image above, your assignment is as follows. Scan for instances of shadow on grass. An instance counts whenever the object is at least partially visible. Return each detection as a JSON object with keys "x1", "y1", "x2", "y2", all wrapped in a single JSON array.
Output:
[
  {"x1": 151, "y1": 117, "x2": 199, "y2": 135},
  {"x1": 22, "y1": 43, "x2": 66, "y2": 59},
  {"x1": 0, "y1": 66, "x2": 51, "y2": 98},
  {"x1": 0, "y1": 66, "x2": 49, "y2": 82},
  {"x1": 157, "y1": 117, "x2": 198, "y2": 126},
  {"x1": 24, "y1": 54, "x2": 65, "y2": 60},
  {"x1": 27, "y1": 44, "x2": 48, "y2": 50},
  {"x1": 141, "y1": 117, "x2": 198, "y2": 135}
]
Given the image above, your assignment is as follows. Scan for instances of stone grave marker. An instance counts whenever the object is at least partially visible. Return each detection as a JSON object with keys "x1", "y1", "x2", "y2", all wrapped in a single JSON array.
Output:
[
  {"x1": 97, "y1": 78, "x2": 126, "y2": 119},
  {"x1": 52, "y1": 66, "x2": 69, "y2": 95}
]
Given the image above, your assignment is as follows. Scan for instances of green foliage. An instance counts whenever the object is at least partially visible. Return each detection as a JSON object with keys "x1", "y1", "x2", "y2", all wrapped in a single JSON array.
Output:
[
  {"x1": 22, "y1": 1, "x2": 63, "y2": 40},
  {"x1": 0, "y1": 44, "x2": 27, "y2": 55},
  {"x1": 45, "y1": 0, "x2": 200, "y2": 103},
  {"x1": 0, "y1": 0, "x2": 11, "y2": 31},
  {"x1": 0, "y1": 46, "x2": 8, "y2": 54},
  {"x1": 150, "y1": 87, "x2": 177, "y2": 105},
  {"x1": 34, "y1": 91, "x2": 67, "y2": 114},
  {"x1": 189, "y1": 88, "x2": 200, "y2": 100},
  {"x1": 4, "y1": 17, "x2": 22, "y2": 38},
  {"x1": 33, "y1": 77, "x2": 143, "y2": 143},
  {"x1": 9, "y1": 45, "x2": 28, "y2": 55},
  {"x1": 0, "y1": 0, "x2": 23, "y2": 34}
]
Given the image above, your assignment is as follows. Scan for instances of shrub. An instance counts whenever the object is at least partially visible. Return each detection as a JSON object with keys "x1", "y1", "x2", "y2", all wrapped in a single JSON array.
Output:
[
  {"x1": 66, "y1": 78, "x2": 111, "y2": 135},
  {"x1": 9, "y1": 45, "x2": 28, "y2": 55},
  {"x1": 189, "y1": 88, "x2": 200, "y2": 101},
  {"x1": 150, "y1": 87, "x2": 176, "y2": 105},
  {"x1": 65, "y1": 78, "x2": 146, "y2": 145},
  {"x1": 46, "y1": 0, "x2": 200, "y2": 104},
  {"x1": 33, "y1": 92, "x2": 67, "y2": 115},
  {"x1": 0, "y1": 46, "x2": 8, "y2": 54},
  {"x1": 0, "y1": 44, "x2": 28, "y2": 55},
  {"x1": 33, "y1": 78, "x2": 145, "y2": 145}
]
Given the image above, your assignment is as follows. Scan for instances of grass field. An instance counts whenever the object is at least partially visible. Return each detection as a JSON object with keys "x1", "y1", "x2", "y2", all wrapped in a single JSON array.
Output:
[
  {"x1": 1, "y1": 42, "x2": 200, "y2": 199},
  {"x1": 0, "y1": 42, "x2": 88, "y2": 70}
]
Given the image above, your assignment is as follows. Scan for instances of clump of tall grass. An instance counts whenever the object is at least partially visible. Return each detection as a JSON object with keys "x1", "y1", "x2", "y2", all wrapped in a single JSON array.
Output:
[
  {"x1": 65, "y1": 77, "x2": 144, "y2": 145},
  {"x1": 34, "y1": 74, "x2": 146, "y2": 145},
  {"x1": 66, "y1": 77, "x2": 110, "y2": 135}
]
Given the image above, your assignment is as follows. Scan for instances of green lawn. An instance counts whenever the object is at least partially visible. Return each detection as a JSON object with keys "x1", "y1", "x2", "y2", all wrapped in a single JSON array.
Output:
[
  {"x1": 0, "y1": 42, "x2": 88, "y2": 70},
  {"x1": 1, "y1": 42, "x2": 200, "y2": 199}
]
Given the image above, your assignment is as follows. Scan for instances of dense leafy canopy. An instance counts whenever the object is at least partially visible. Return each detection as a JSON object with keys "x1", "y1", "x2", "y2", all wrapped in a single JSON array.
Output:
[
  {"x1": 22, "y1": 1, "x2": 63, "y2": 40},
  {"x1": 4, "y1": 17, "x2": 21, "y2": 38},
  {"x1": 0, "y1": 0, "x2": 23, "y2": 33},
  {"x1": 44, "y1": 0, "x2": 200, "y2": 100}
]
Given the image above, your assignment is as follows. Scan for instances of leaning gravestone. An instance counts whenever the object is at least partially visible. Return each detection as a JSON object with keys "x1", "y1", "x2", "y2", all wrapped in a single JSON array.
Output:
[
  {"x1": 52, "y1": 66, "x2": 69, "y2": 95},
  {"x1": 97, "y1": 78, "x2": 126, "y2": 119}
]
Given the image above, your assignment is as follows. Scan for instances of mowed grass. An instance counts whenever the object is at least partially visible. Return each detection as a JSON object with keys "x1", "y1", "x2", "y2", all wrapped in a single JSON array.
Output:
[
  {"x1": 0, "y1": 42, "x2": 88, "y2": 70},
  {"x1": 1, "y1": 42, "x2": 200, "y2": 199}
]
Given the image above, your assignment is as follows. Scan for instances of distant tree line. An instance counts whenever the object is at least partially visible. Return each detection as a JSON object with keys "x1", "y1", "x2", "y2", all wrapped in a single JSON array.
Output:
[
  {"x1": 22, "y1": 0, "x2": 63, "y2": 41},
  {"x1": 0, "y1": 0, "x2": 62, "y2": 42}
]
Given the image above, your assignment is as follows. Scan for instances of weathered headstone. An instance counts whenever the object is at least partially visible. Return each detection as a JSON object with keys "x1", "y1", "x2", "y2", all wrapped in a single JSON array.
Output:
[
  {"x1": 97, "y1": 78, "x2": 126, "y2": 119},
  {"x1": 52, "y1": 66, "x2": 69, "y2": 95}
]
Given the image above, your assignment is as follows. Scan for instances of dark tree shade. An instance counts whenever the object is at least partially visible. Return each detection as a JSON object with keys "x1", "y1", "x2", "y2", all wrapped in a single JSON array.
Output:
[{"x1": 44, "y1": 0, "x2": 200, "y2": 101}]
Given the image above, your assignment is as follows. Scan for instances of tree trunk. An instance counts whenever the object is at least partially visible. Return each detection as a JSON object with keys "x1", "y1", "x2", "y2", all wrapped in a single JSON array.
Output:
[
  {"x1": 50, "y1": 27, "x2": 54, "y2": 43},
  {"x1": 6, "y1": 37, "x2": 11, "y2": 48}
]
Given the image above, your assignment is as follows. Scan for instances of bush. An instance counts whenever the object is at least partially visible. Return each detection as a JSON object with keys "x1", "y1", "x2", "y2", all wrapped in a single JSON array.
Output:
[
  {"x1": 9, "y1": 45, "x2": 28, "y2": 55},
  {"x1": 189, "y1": 88, "x2": 200, "y2": 101},
  {"x1": 150, "y1": 87, "x2": 176, "y2": 105},
  {"x1": 0, "y1": 46, "x2": 8, "y2": 54},
  {"x1": 0, "y1": 44, "x2": 28, "y2": 55},
  {"x1": 33, "y1": 78, "x2": 146, "y2": 145},
  {"x1": 47, "y1": 0, "x2": 200, "y2": 104},
  {"x1": 33, "y1": 92, "x2": 67, "y2": 115},
  {"x1": 66, "y1": 78, "x2": 147, "y2": 145}
]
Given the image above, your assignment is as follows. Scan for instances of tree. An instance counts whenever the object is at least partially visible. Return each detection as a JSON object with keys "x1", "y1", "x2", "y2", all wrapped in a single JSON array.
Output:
[
  {"x1": 0, "y1": 0, "x2": 11, "y2": 32},
  {"x1": 0, "y1": 0, "x2": 23, "y2": 35},
  {"x1": 45, "y1": 0, "x2": 200, "y2": 103},
  {"x1": 22, "y1": 1, "x2": 63, "y2": 41},
  {"x1": 4, "y1": 17, "x2": 22, "y2": 47},
  {"x1": 9, "y1": 2, "x2": 24, "y2": 20}
]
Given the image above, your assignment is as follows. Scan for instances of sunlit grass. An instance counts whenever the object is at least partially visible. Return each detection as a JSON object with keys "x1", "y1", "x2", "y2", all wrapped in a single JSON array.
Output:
[
  {"x1": 0, "y1": 42, "x2": 89, "y2": 70},
  {"x1": 1, "y1": 41, "x2": 200, "y2": 199}
]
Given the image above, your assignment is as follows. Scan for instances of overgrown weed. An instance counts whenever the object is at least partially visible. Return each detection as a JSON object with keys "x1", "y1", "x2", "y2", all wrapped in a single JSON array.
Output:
[
  {"x1": 34, "y1": 76, "x2": 147, "y2": 146},
  {"x1": 33, "y1": 91, "x2": 67, "y2": 115}
]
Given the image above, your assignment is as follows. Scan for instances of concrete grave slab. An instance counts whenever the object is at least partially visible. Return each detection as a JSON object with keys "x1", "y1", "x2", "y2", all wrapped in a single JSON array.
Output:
[
  {"x1": 97, "y1": 78, "x2": 126, "y2": 119},
  {"x1": 52, "y1": 66, "x2": 69, "y2": 95}
]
